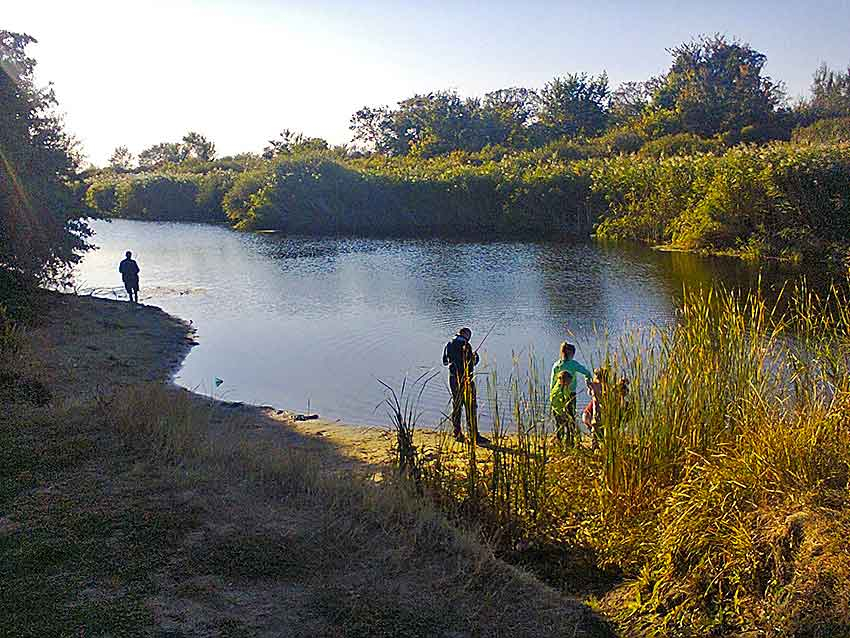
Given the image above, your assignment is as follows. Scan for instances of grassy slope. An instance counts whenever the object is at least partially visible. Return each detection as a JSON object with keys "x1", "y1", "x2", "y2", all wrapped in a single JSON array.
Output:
[{"x1": 0, "y1": 293, "x2": 612, "y2": 637}]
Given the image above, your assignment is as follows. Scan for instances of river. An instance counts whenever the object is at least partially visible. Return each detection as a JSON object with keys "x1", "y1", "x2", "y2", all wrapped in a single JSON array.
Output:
[{"x1": 74, "y1": 219, "x2": 825, "y2": 428}]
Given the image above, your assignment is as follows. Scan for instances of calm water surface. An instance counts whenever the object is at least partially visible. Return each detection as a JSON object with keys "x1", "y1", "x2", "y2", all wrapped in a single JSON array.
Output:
[{"x1": 75, "y1": 219, "x2": 820, "y2": 427}]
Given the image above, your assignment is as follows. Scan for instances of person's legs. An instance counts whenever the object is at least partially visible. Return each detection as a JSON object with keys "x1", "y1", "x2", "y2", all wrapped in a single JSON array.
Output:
[
  {"x1": 464, "y1": 380, "x2": 484, "y2": 443},
  {"x1": 566, "y1": 392, "x2": 577, "y2": 446},
  {"x1": 554, "y1": 412, "x2": 566, "y2": 442},
  {"x1": 124, "y1": 280, "x2": 133, "y2": 302},
  {"x1": 591, "y1": 420, "x2": 602, "y2": 450},
  {"x1": 449, "y1": 375, "x2": 463, "y2": 439}
]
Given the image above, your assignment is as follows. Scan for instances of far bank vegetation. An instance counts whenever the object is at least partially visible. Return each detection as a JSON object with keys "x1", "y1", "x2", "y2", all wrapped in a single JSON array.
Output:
[{"x1": 85, "y1": 37, "x2": 850, "y2": 263}]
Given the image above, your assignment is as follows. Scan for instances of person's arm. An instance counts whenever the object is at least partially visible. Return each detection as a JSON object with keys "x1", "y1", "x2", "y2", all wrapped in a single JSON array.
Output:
[
  {"x1": 442, "y1": 343, "x2": 450, "y2": 367},
  {"x1": 576, "y1": 361, "x2": 592, "y2": 379},
  {"x1": 582, "y1": 401, "x2": 593, "y2": 427}
]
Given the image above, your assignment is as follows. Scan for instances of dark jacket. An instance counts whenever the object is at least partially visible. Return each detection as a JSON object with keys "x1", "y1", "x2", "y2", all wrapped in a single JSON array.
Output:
[
  {"x1": 119, "y1": 258, "x2": 139, "y2": 281},
  {"x1": 443, "y1": 334, "x2": 479, "y2": 378}
]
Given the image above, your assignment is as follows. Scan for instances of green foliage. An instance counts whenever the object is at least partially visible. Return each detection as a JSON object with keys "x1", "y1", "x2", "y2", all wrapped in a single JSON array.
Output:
[
  {"x1": 652, "y1": 35, "x2": 786, "y2": 139},
  {"x1": 594, "y1": 143, "x2": 850, "y2": 259},
  {"x1": 221, "y1": 152, "x2": 599, "y2": 238},
  {"x1": 137, "y1": 141, "x2": 188, "y2": 169},
  {"x1": 0, "y1": 31, "x2": 92, "y2": 284},
  {"x1": 193, "y1": 170, "x2": 234, "y2": 220},
  {"x1": 803, "y1": 63, "x2": 850, "y2": 120},
  {"x1": 84, "y1": 180, "x2": 117, "y2": 214},
  {"x1": 592, "y1": 127, "x2": 646, "y2": 155},
  {"x1": 636, "y1": 132, "x2": 725, "y2": 159},
  {"x1": 792, "y1": 116, "x2": 850, "y2": 145},
  {"x1": 263, "y1": 129, "x2": 330, "y2": 159},
  {"x1": 108, "y1": 145, "x2": 135, "y2": 172},
  {"x1": 537, "y1": 73, "x2": 610, "y2": 139},
  {"x1": 181, "y1": 131, "x2": 216, "y2": 161}
]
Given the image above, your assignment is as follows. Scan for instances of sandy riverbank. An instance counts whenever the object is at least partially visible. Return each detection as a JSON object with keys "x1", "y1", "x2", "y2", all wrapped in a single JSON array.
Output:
[{"x1": 1, "y1": 292, "x2": 612, "y2": 637}]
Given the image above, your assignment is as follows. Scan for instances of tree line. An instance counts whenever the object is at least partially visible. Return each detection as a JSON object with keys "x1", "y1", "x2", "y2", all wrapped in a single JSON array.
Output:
[
  {"x1": 84, "y1": 36, "x2": 850, "y2": 263},
  {"x1": 4, "y1": 29, "x2": 850, "y2": 297}
]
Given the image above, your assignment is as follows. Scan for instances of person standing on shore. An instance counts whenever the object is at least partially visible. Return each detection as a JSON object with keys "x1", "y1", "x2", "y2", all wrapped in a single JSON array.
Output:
[
  {"x1": 550, "y1": 342, "x2": 592, "y2": 444},
  {"x1": 119, "y1": 251, "x2": 140, "y2": 304},
  {"x1": 442, "y1": 327, "x2": 488, "y2": 445}
]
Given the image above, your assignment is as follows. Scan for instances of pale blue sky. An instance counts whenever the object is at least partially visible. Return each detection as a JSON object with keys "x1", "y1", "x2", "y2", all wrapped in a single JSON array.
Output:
[{"x1": 6, "y1": 0, "x2": 850, "y2": 165}]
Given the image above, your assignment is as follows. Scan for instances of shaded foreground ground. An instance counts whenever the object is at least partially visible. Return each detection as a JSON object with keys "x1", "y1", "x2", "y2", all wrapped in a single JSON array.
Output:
[{"x1": 0, "y1": 293, "x2": 613, "y2": 637}]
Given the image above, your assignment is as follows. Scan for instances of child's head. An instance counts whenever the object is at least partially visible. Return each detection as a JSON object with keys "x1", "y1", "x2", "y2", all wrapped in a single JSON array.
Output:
[
  {"x1": 560, "y1": 342, "x2": 576, "y2": 360},
  {"x1": 557, "y1": 370, "x2": 572, "y2": 386},
  {"x1": 618, "y1": 377, "x2": 630, "y2": 396},
  {"x1": 593, "y1": 367, "x2": 608, "y2": 383}
]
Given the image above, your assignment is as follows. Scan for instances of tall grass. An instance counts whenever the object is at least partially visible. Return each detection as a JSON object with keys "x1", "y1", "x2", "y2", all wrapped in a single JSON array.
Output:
[{"x1": 392, "y1": 283, "x2": 850, "y2": 634}]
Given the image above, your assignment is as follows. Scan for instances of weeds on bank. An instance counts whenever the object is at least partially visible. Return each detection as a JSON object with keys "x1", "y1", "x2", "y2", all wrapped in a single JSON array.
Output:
[{"x1": 390, "y1": 284, "x2": 850, "y2": 635}]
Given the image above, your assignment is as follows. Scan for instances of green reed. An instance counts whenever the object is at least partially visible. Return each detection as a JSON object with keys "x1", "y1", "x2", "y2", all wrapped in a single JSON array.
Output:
[{"x1": 389, "y1": 282, "x2": 850, "y2": 634}]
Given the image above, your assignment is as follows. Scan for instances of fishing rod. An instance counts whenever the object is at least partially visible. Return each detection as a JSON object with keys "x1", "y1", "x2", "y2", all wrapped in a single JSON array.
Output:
[{"x1": 474, "y1": 314, "x2": 504, "y2": 353}]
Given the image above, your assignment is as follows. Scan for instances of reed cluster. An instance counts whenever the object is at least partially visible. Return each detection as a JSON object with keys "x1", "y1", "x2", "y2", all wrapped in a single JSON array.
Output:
[{"x1": 391, "y1": 284, "x2": 850, "y2": 635}]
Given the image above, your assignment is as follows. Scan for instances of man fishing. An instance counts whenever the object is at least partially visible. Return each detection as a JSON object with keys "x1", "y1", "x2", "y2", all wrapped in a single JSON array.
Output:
[
  {"x1": 119, "y1": 251, "x2": 140, "y2": 303},
  {"x1": 443, "y1": 327, "x2": 488, "y2": 445}
]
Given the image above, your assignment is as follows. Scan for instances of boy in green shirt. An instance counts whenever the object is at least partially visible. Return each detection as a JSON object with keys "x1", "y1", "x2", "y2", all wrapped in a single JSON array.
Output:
[
  {"x1": 550, "y1": 370, "x2": 574, "y2": 444},
  {"x1": 550, "y1": 342, "x2": 591, "y2": 445}
]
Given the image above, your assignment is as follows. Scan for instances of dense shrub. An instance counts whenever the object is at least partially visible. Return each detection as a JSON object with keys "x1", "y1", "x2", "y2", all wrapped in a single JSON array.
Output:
[
  {"x1": 222, "y1": 153, "x2": 598, "y2": 238},
  {"x1": 594, "y1": 143, "x2": 850, "y2": 259},
  {"x1": 84, "y1": 180, "x2": 117, "y2": 214},
  {"x1": 87, "y1": 172, "x2": 233, "y2": 222},
  {"x1": 792, "y1": 116, "x2": 850, "y2": 145},
  {"x1": 91, "y1": 137, "x2": 850, "y2": 262},
  {"x1": 636, "y1": 132, "x2": 725, "y2": 159}
]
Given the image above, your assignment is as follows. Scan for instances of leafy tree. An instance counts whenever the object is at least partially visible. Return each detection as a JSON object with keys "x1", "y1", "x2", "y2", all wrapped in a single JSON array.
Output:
[
  {"x1": 0, "y1": 30, "x2": 91, "y2": 284},
  {"x1": 263, "y1": 129, "x2": 329, "y2": 159},
  {"x1": 138, "y1": 142, "x2": 188, "y2": 169},
  {"x1": 608, "y1": 80, "x2": 658, "y2": 125},
  {"x1": 806, "y1": 63, "x2": 850, "y2": 119},
  {"x1": 108, "y1": 145, "x2": 135, "y2": 172},
  {"x1": 182, "y1": 131, "x2": 216, "y2": 161},
  {"x1": 537, "y1": 73, "x2": 610, "y2": 139},
  {"x1": 349, "y1": 105, "x2": 404, "y2": 155},
  {"x1": 480, "y1": 87, "x2": 540, "y2": 148},
  {"x1": 653, "y1": 35, "x2": 785, "y2": 137},
  {"x1": 399, "y1": 91, "x2": 488, "y2": 157}
]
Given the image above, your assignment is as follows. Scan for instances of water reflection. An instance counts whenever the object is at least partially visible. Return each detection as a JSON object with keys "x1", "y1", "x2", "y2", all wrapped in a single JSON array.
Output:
[{"x1": 75, "y1": 219, "x2": 834, "y2": 428}]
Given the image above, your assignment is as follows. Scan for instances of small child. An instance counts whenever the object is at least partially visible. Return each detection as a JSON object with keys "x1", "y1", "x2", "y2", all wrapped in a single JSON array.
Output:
[
  {"x1": 583, "y1": 370, "x2": 630, "y2": 451},
  {"x1": 550, "y1": 370, "x2": 574, "y2": 444},
  {"x1": 583, "y1": 367, "x2": 607, "y2": 450}
]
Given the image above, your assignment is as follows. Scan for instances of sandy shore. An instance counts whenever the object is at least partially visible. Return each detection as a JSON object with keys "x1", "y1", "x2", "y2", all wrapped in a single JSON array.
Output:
[{"x1": 31, "y1": 292, "x2": 399, "y2": 468}]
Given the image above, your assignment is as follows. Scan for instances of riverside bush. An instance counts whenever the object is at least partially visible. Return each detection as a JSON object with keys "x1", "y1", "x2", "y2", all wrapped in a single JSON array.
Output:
[
  {"x1": 594, "y1": 143, "x2": 850, "y2": 259},
  {"x1": 88, "y1": 141, "x2": 850, "y2": 261},
  {"x1": 87, "y1": 172, "x2": 231, "y2": 222},
  {"x1": 792, "y1": 116, "x2": 850, "y2": 145},
  {"x1": 224, "y1": 153, "x2": 598, "y2": 237}
]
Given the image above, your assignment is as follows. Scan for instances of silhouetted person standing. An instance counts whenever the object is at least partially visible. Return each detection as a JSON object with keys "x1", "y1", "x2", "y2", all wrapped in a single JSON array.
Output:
[
  {"x1": 119, "y1": 251, "x2": 140, "y2": 303},
  {"x1": 443, "y1": 327, "x2": 488, "y2": 445}
]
